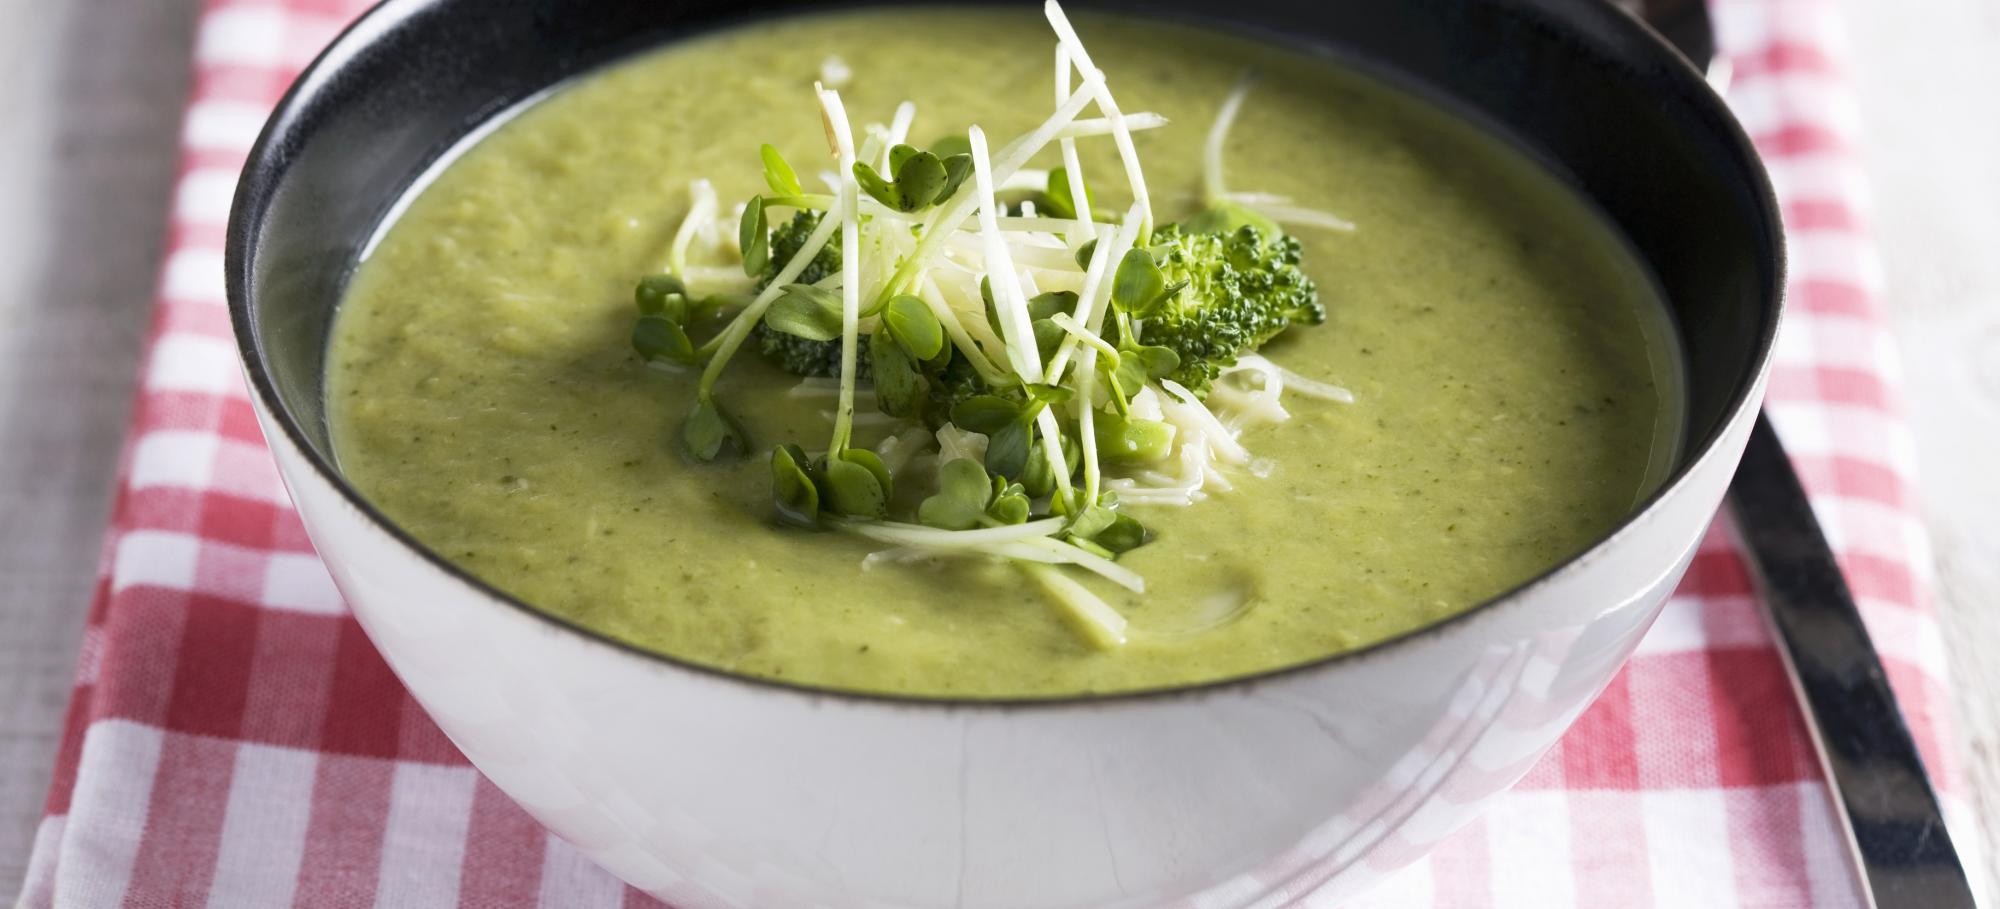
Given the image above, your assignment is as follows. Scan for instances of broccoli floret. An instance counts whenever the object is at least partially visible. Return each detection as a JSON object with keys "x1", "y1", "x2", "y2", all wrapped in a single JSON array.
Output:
[
  {"x1": 1138, "y1": 223, "x2": 1325, "y2": 395},
  {"x1": 762, "y1": 210, "x2": 841, "y2": 288},
  {"x1": 754, "y1": 211, "x2": 864, "y2": 378},
  {"x1": 759, "y1": 329, "x2": 872, "y2": 380}
]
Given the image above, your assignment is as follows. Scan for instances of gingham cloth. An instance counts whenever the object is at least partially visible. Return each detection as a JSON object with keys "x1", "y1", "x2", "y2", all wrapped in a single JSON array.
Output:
[{"x1": 15, "y1": 0, "x2": 1972, "y2": 905}]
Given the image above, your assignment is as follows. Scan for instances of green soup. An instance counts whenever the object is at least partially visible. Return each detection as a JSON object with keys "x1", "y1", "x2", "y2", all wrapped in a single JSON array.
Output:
[{"x1": 327, "y1": 9, "x2": 1681, "y2": 697}]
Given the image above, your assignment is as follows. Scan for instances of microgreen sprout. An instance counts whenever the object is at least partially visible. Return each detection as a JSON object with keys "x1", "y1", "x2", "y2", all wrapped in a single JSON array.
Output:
[
  {"x1": 763, "y1": 284, "x2": 845, "y2": 341},
  {"x1": 917, "y1": 457, "x2": 993, "y2": 530},
  {"x1": 632, "y1": 314, "x2": 696, "y2": 365},
  {"x1": 883, "y1": 295, "x2": 945, "y2": 360},
  {"x1": 761, "y1": 144, "x2": 804, "y2": 197},
  {"x1": 683, "y1": 397, "x2": 747, "y2": 460},
  {"x1": 771, "y1": 443, "x2": 820, "y2": 526},
  {"x1": 854, "y1": 143, "x2": 973, "y2": 212},
  {"x1": 1110, "y1": 246, "x2": 1180, "y2": 317},
  {"x1": 631, "y1": 275, "x2": 702, "y2": 366},
  {"x1": 820, "y1": 448, "x2": 891, "y2": 518},
  {"x1": 986, "y1": 480, "x2": 1033, "y2": 525},
  {"x1": 868, "y1": 332, "x2": 927, "y2": 418},
  {"x1": 738, "y1": 196, "x2": 770, "y2": 277}
]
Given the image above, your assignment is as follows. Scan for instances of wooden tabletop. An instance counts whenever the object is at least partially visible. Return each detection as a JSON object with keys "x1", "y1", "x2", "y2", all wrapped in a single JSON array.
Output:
[
  {"x1": 0, "y1": 0, "x2": 1992, "y2": 899},
  {"x1": 0, "y1": 0, "x2": 204, "y2": 895},
  {"x1": 1845, "y1": 0, "x2": 2000, "y2": 895}
]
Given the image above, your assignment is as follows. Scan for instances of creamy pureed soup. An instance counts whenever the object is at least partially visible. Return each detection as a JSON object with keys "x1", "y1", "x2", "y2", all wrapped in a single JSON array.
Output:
[{"x1": 328, "y1": 8, "x2": 1683, "y2": 697}]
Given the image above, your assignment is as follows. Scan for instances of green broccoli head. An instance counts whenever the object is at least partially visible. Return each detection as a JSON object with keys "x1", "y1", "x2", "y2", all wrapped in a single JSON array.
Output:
[
  {"x1": 754, "y1": 211, "x2": 862, "y2": 378},
  {"x1": 761, "y1": 210, "x2": 842, "y2": 288},
  {"x1": 1138, "y1": 222, "x2": 1325, "y2": 395},
  {"x1": 757, "y1": 328, "x2": 872, "y2": 380}
]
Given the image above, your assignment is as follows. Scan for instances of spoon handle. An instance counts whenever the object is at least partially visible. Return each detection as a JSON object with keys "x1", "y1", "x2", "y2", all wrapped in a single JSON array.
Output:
[{"x1": 1728, "y1": 414, "x2": 1976, "y2": 909}]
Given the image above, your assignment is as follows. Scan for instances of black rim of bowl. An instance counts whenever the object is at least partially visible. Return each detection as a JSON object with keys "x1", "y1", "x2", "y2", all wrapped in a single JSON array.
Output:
[{"x1": 226, "y1": 0, "x2": 1785, "y2": 708}]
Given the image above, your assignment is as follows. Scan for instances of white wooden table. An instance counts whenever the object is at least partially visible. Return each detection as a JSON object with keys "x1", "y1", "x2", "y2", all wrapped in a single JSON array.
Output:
[
  {"x1": 1844, "y1": 0, "x2": 2000, "y2": 895},
  {"x1": 0, "y1": 0, "x2": 1993, "y2": 899}
]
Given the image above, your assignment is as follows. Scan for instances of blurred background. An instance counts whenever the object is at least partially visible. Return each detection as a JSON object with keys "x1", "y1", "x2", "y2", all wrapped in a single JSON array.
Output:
[{"x1": 0, "y1": 0, "x2": 1993, "y2": 898}]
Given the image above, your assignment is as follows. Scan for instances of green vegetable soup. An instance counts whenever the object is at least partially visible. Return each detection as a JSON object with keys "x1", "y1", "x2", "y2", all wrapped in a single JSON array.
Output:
[{"x1": 327, "y1": 8, "x2": 1682, "y2": 697}]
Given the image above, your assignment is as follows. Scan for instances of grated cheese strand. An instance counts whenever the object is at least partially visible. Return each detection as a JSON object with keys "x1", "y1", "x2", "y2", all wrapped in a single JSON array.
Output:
[
  {"x1": 1161, "y1": 379, "x2": 1249, "y2": 463},
  {"x1": 840, "y1": 517, "x2": 1068, "y2": 548},
  {"x1": 1044, "y1": 0, "x2": 1152, "y2": 235},
  {"x1": 1023, "y1": 563, "x2": 1128, "y2": 649},
  {"x1": 1055, "y1": 112, "x2": 1168, "y2": 139},
  {"x1": 1044, "y1": 209, "x2": 1140, "y2": 379},
  {"x1": 992, "y1": 215, "x2": 1090, "y2": 234},
  {"x1": 1008, "y1": 536, "x2": 1146, "y2": 592},
  {"x1": 668, "y1": 179, "x2": 719, "y2": 277},
  {"x1": 1243, "y1": 202, "x2": 1358, "y2": 233},
  {"x1": 816, "y1": 84, "x2": 865, "y2": 451},
  {"x1": 1076, "y1": 342, "x2": 1104, "y2": 502},
  {"x1": 968, "y1": 126, "x2": 1045, "y2": 383},
  {"x1": 884, "y1": 100, "x2": 917, "y2": 170},
  {"x1": 1034, "y1": 406, "x2": 1076, "y2": 508},
  {"x1": 1269, "y1": 359, "x2": 1358, "y2": 402},
  {"x1": 1053, "y1": 44, "x2": 1095, "y2": 248},
  {"x1": 1203, "y1": 76, "x2": 1253, "y2": 204}
]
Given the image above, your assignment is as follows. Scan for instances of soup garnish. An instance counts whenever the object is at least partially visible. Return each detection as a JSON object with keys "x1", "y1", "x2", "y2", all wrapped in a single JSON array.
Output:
[{"x1": 627, "y1": 1, "x2": 1355, "y2": 648}]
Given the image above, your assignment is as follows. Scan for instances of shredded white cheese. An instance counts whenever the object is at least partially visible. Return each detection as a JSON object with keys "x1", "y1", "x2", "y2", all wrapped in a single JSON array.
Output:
[
  {"x1": 818, "y1": 55, "x2": 852, "y2": 89},
  {"x1": 873, "y1": 426, "x2": 937, "y2": 473},
  {"x1": 1210, "y1": 355, "x2": 1291, "y2": 427},
  {"x1": 935, "y1": 423, "x2": 989, "y2": 464},
  {"x1": 815, "y1": 84, "x2": 865, "y2": 450},
  {"x1": 1033, "y1": 406, "x2": 1077, "y2": 507},
  {"x1": 967, "y1": 125, "x2": 1045, "y2": 383},
  {"x1": 1044, "y1": 0, "x2": 1151, "y2": 232},
  {"x1": 1054, "y1": 112, "x2": 1169, "y2": 139},
  {"x1": 668, "y1": 179, "x2": 719, "y2": 277},
  {"x1": 1203, "y1": 77, "x2": 1252, "y2": 205},
  {"x1": 1161, "y1": 379, "x2": 1249, "y2": 463},
  {"x1": 989, "y1": 537, "x2": 1145, "y2": 593},
  {"x1": 884, "y1": 100, "x2": 916, "y2": 167},
  {"x1": 1053, "y1": 44, "x2": 1095, "y2": 248},
  {"x1": 840, "y1": 517, "x2": 1068, "y2": 548},
  {"x1": 1024, "y1": 562, "x2": 1128, "y2": 649},
  {"x1": 1265, "y1": 357, "x2": 1357, "y2": 403}
]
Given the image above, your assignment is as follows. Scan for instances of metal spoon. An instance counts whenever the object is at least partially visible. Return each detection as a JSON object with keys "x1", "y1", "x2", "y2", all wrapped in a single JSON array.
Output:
[{"x1": 1620, "y1": 2, "x2": 1979, "y2": 905}]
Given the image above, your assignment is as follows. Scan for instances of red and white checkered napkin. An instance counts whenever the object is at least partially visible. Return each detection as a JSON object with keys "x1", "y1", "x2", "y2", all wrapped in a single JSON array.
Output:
[{"x1": 16, "y1": 0, "x2": 1971, "y2": 905}]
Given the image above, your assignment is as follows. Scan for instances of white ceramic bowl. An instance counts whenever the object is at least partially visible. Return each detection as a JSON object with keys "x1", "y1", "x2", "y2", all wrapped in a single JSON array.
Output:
[{"x1": 228, "y1": 0, "x2": 1783, "y2": 905}]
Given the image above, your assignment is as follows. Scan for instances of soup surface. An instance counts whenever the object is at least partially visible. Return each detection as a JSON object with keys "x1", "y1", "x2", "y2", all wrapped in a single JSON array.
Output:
[{"x1": 328, "y1": 9, "x2": 1680, "y2": 697}]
